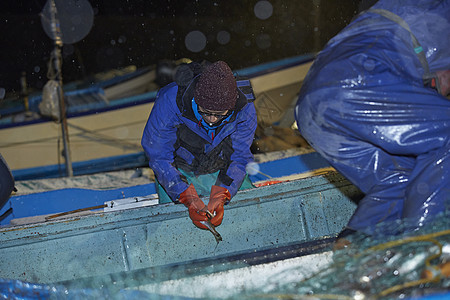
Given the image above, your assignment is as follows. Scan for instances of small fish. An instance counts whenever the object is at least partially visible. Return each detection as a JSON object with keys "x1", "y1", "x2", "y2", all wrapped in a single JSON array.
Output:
[
  {"x1": 200, "y1": 219, "x2": 223, "y2": 244},
  {"x1": 200, "y1": 210, "x2": 223, "y2": 244}
]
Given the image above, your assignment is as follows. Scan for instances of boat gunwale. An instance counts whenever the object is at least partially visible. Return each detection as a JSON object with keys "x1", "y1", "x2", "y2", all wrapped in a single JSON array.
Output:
[{"x1": 0, "y1": 171, "x2": 357, "y2": 248}]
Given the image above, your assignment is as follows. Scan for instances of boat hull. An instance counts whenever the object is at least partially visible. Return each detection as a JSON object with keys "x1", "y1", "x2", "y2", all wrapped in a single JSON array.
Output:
[{"x1": 0, "y1": 172, "x2": 360, "y2": 284}]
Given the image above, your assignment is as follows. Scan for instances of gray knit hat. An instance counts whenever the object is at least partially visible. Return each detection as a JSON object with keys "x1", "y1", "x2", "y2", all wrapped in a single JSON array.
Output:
[{"x1": 194, "y1": 61, "x2": 238, "y2": 110}]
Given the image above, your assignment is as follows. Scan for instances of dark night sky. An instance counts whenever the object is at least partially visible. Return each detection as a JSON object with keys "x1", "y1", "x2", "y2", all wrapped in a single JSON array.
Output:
[{"x1": 0, "y1": 0, "x2": 368, "y2": 98}]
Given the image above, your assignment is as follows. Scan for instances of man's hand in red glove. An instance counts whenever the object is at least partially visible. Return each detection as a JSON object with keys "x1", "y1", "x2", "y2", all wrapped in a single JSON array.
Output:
[
  {"x1": 207, "y1": 185, "x2": 231, "y2": 226},
  {"x1": 178, "y1": 184, "x2": 208, "y2": 229}
]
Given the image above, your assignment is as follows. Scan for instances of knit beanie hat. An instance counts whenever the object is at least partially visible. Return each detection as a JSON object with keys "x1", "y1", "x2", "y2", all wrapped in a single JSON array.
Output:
[{"x1": 194, "y1": 61, "x2": 238, "y2": 111}]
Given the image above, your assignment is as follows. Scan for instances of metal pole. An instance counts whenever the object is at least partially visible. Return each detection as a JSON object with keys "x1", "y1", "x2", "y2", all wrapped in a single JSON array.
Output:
[{"x1": 49, "y1": 0, "x2": 73, "y2": 177}]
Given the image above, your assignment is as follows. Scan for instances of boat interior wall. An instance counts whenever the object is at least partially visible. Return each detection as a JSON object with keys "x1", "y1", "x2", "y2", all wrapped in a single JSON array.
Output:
[
  {"x1": 66, "y1": 102, "x2": 150, "y2": 160},
  {"x1": 0, "y1": 102, "x2": 153, "y2": 171},
  {"x1": 235, "y1": 54, "x2": 315, "y2": 79},
  {"x1": 0, "y1": 173, "x2": 360, "y2": 284},
  {"x1": 249, "y1": 60, "x2": 313, "y2": 94},
  {"x1": 253, "y1": 81, "x2": 301, "y2": 126},
  {"x1": 0, "y1": 121, "x2": 62, "y2": 169},
  {"x1": 103, "y1": 68, "x2": 157, "y2": 100},
  {"x1": 249, "y1": 59, "x2": 313, "y2": 126}
]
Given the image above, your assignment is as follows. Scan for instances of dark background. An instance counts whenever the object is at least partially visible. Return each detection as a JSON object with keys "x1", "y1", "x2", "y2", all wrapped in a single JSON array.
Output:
[{"x1": 0, "y1": 0, "x2": 375, "y2": 98}]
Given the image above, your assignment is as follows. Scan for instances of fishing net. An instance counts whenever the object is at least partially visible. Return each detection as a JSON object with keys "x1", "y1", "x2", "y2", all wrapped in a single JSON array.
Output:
[{"x1": 234, "y1": 214, "x2": 450, "y2": 300}]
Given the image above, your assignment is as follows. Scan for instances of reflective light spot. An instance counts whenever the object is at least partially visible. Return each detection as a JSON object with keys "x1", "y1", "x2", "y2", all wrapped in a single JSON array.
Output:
[
  {"x1": 254, "y1": 0, "x2": 273, "y2": 20},
  {"x1": 417, "y1": 182, "x2": 429, "y2": 195},
  {"x1": 185, "y1": 30, "x2": 207, "y2": 53},
  {"x1": 363, "y1": 59, "x2": 376, "y2": 71},
  {"x1": 246, "y1": 162, "x2": 260, "y2": 175},
  {"x1": 360, "y1": 275, "x2": 370, "y2": 283},
  {"x1": 217, "y1": 30, "x2": 231, "y2": 45}
]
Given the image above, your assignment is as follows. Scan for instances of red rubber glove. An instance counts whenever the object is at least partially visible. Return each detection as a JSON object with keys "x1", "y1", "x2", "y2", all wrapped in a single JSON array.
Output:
[
  {"x1": 207, "y1": 185, "x2": 231, "y2": 226},
  {"x1": 178, "y1": 184, "x2": 208, "y2": 229}
]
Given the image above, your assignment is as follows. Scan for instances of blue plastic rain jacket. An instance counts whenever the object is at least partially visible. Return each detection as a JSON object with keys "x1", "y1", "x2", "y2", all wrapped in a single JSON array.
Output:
[
  {"x1": 295, "y1": 0, "x2": 450, "y2": 235},
  {"x1": 142, "y1": 71, "x2": 257, "y2": 202}
]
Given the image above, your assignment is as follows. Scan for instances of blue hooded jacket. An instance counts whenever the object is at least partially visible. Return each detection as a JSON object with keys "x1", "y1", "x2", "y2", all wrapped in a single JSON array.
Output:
[
  {"x1": 142, "y1": 72, "x2": 257, "y2": 202},
  {"x1": 295, "y1": 0, "x2": 450, "y2": 235}
]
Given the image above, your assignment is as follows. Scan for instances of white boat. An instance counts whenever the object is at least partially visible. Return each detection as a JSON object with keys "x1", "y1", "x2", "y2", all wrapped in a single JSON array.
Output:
[{"x1": 0, "y1": 54, "x2": 315, "y2": 180}]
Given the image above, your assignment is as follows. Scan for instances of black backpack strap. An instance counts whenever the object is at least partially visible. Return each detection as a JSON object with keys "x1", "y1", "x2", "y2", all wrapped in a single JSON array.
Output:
[
  {"x1": 236, "y1": 77, "x2": 256, "y2": 103},
  {"x1": 174, "y1": 61, "x2": 209, "y2": 87}
]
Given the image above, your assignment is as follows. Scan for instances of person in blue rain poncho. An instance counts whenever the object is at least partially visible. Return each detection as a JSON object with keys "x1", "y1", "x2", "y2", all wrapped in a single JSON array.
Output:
[
  {"x1": 141, "y1": 61, "x2": 257, "y2": 230},
  {"x1": 295, "y1": 0, "x2": 450, "y2": 239}
]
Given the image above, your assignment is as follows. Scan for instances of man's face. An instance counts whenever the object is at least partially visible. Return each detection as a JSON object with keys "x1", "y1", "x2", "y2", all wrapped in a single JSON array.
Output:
[{"x1": 197, "y1": 106, "x2": 230, "y2": 125}]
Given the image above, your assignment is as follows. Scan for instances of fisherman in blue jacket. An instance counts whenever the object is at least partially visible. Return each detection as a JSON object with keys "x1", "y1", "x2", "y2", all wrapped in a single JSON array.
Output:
[
  {"x1": 142, "y1": 61, "x2": 257, "y2": 229},
  {"x1": 295, "y1": 0, "x2": 450, "y2": 239}
]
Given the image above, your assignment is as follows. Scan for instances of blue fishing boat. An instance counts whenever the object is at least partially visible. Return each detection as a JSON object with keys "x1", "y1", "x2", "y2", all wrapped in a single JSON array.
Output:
[
  {"x1": 0, "y1": 160, "x2": 357, "y2": 285},
  {"x1": 1, "y1": 148, "x2": 449, "y2": 299}
]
